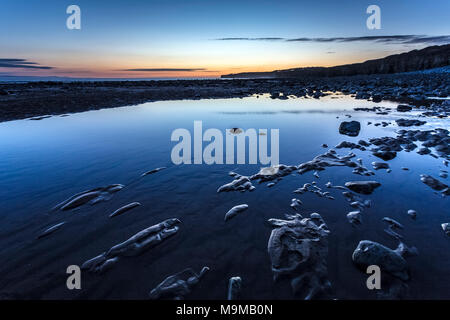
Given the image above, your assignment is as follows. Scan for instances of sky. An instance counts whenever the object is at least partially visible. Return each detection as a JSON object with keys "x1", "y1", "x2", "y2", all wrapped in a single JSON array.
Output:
[{"x1": 0, "y1": 0, "x2": 449, "y2": 78}]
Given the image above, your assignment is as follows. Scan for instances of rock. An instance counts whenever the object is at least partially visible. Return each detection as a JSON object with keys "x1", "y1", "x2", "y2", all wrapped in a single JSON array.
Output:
[
  {"x1": 217, "y1": 176, "x2": 255, "y2": 193},
  {"x1": 397, "y1": 105, "x2": 412, "y2": 112},
  {"x1": 290, "y1": 198, "x2": 302, "y2": 210},
  {"x1": 420, "y1": 174, "x2": 448, "y2": 196},
  {"x1": 297, "y1": 150, "x2": 358, "y2": 175},
  {"x1": 251, "y1": 164, "x2": 297, "y2": 182},
  {"x1": 407, "y1": 210, "x2": 417, "y2": 219},
  {"x1": 347, "y1": 211, "x2": 362, "y2": 225},
  {"x1": 224, "y1": 204, "x2": 249, "y2": 221},
  {"x1": 82, "y1": 218, "x2": 181, "y2": 273},
  {"x1": 339, "y1": 121, "x2": 361, "y2": 137},
  {"x1": 322, "y1": 144, "x2": 328, "y2": 148},
  {"x1": 417, "y1": 147, "x2": 431, "y2": 155},
  {"x1": 109, "y1": 202, "x2": 141, "y2": 218},
  {"x1": 54, "y1": 184, "x2": 125, "y2": 211},
  {"x1": 382, "y1": 217, "x2": 404, "y2": 229},
  {"x1": 335, "y1": 141, "x2": 365, "y2": 150},
  {"x1": 149, "y1": 266, "x2": 209, "y2": 300},
  {"x1": 142, "y1": 167, "x2": 166, "y2": 177},
  {"x1": 227, "y1": 277, "x2": 242, "y2": 300},
  {"x1": 373, "y1": 151, "x2": 397, "y2": 161},
  {"x1": 37, "y1": 222, "x2": 66, "y2": 239},
  {"x1": 267, "y1": 213, "x2": 331, "y2": 299},
  {"x1": 352, "y1": 241, "x2": 411, "y2": 281},
  {"x1": 442, "y1": 223, "x2": 450, "y2": 236},
  {"x1": 345, "y1": 181, "x2": 381, "y2": 194},
  {"x1": 396, "y1": 119, "x2": 426, "y2": 127},
  {"x1": 372, "y1": 162, "x2": 389, "y2": 170}
]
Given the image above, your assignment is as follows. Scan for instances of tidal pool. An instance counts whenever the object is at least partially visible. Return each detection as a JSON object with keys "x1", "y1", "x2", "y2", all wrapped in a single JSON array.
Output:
[{"x1": 0, "y1": 94, "x2": 448, "y2": 299}]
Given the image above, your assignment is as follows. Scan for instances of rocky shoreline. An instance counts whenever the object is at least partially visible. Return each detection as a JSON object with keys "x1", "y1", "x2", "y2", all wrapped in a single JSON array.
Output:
[{"x1": 0, "y1": 70, "x2": 448, "y2": 122}]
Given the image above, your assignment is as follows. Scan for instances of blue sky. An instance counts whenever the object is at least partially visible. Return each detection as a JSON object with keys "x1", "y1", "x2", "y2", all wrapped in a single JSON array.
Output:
[{"x1": 0, "y1": 0, "x2": 449, "y2": 77}]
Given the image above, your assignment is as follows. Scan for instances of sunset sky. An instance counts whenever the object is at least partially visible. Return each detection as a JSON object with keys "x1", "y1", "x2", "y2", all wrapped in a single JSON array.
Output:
[{"x1": 1, "y1": 0, "x2": 449, "y2": 78}]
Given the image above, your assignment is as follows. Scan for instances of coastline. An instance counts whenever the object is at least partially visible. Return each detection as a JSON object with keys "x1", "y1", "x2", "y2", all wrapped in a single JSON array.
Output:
[{"x1": 0, "y1": 71, "x2": 448, "y2": 123}]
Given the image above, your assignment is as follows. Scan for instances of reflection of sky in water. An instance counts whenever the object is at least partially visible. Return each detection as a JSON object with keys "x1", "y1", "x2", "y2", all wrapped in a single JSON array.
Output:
[{"x1": 0, "y1": 95, "x2": 448, "y2": 299}]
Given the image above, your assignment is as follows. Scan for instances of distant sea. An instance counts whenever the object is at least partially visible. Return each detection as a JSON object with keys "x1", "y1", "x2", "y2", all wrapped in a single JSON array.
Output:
[{"x1": 0, "y1": 76, "x2": 220, "y2": 83}]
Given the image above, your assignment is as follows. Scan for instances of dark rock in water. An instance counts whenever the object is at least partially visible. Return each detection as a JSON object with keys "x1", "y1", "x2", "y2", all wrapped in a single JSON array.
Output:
[
  {"x1": 290, "y1": 198, "x2": 302, "y2": 210},
  {"x1": 372, "y1": 95, "x2": 382, "y2": 103},
  {"x1": 109, "y1": 202, "x2": 141, "y2": 218},
  {"x1": 420, "y1": 174, "x2": 449, "y2": 196},
  {"x1": 227, "y1": 277, "x2": 242, "y2": 300},
  {"x1": 396, "y1": 119, "x2": 426, "y2": 127},
  {"x1": 352, "y1": 241, "x2": 412, "y2": 281},
  {"x1": 339, "y1": 121, "x2": 361, "y2": 137},
  {"x1": 397, "y1": 105, "x2": 412, "y2": 112},
  {"x1": 149, "y1": 266, "x2": 209, "y2": 300},
  {"x1": 141, "y1": 167, "x2": 166, "y2": 177},
  {"x1": 372, "y1": 162, "x2": 389, "y2": 170},
  {"x1": 345, "y1": 181, "x2": 381, "y2": 194},
  {"x1": 230, "y1": 128, "x2": 243, "y2": 134},
  {"x1": 442, "y1": 223, "x2": 450, "y2": 236},
  {"x1": 29, "y1": 115, "x2": 51, "y2": 121},
  {"x1": 54, "y1": 184, "x2": 125, "y2": 211},
  {"x1": 37, "y1": 222, "x2": 66, "y2": 239},
  {"x1": 322, "y1": 144, "x2": 328, "y2": 148},
  {"x1": 335, "y1": 141, "x2": 365, "y2": 150},
  {"x1": 224, "y1": 204, "x2": 249, "y2": 221},
  {"x1": 417, "y1": 147, "x2": 431, "y2": 155},
  {"x1": 217, "y1": 176, "x2": 255, "y2": 193},
  {"x1": 297, "y1": 150, "x2": 357, "y2": 174},
  {"x1": 383, "y1": 217, "x2": 404, "y2": 230},
  {"x1": 251, "y1": 164, "x2": 297, "y2": 182},
  {"x1": 267, "y1": 213, "x2": 331, "y2": 299},
  {"x1": 358, "y1": 139, "x2": 370, "y2": 147},
  {"x1": 373, "y1": 151, "x2": 397, "y2": 161},
  {"x1": 407, "y1": 209, "x2": 417, "y2": 219},
  {"x1": 82, "y1": 218, "x2": 181, "y2": 273},
  {"x1": 347, "y1": 211, "x2": 362, "y2": 225}
]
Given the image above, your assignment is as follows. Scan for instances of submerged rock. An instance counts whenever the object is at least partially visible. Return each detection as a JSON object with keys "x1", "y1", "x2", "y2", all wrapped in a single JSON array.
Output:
[
  {"x1": 141, "y1": 167, "x2": 166, "y2": 177},
  {"x1": 224, "y1": 204, "x2": 249, "y2": 221},
  {"x1": 396, "y1": 119, "x2": 426, "y2": 127},
  {"x1": 250, "y1": 164, "x2": 297, "y2": 182},
  {"x1": 149, "y1": 266, "x2": 209, "y2": 300},
  {"x1": 420, "y1": 174, "x2": 449, "y2": 196},
  {"x1": 109, "y1": 202, "x2": 141, "y2": 218},
  {"x1": 217, "y1": 176, "x2": 255, "y2": 193},
  {"x1": 345, "y1": 181, "x2": 381, "y2": 195},
  {"x1": 442, "y1": 223, "x2": 450, "y2": 236},
  {"x1": 347, "y1": 211, "x2": 362, "y2": 225},
  {"x1": 267, "y1": 213, "x2": 331, "y2": 299},
  {"x1": 373, "y1": 151, "x2": 397, "y2": 161},
  {"x1": 298, "y1": 150, "x2": 357, "y2": 175},
  {"x1": 82, "y1": 218, "x2": 181, "y2": 273},
  {"x1": 227, "y1": 277, "x2": 242, "y2": 300},
  {"x1": 407, "y1": 209, "x2": 417, "y2": 219},
  {"x1": 37, "y1": 222, "x2": 66, "y2": 239},
  {"x1": 397, "y1": 105, "x2": 413, "y2": 112},
  {"x1": 290, "y1": 198, "x2": 302, "y2": 210},
  {"x1": 352, "y1": 240, "x2": 414, "y2": 281},
  {"x1": 54, "y1": 184, "x2": 125, "y2": 211},
  {"x1": 372, "y1": 162, "x2": 390, "y2": 170},
  {"x1": 339, "y1": 121, "x2": 361, "y2": 137}
]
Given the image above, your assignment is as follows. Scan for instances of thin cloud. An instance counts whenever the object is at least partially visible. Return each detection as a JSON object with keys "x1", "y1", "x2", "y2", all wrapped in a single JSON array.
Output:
[
  {"x1": 121, "y1": 68, "x2": 208, "y2": 72},
  {"x1": 215, "y1": 35, "x2": 450, "y2": 45},
  {"x1": 214, "y1": 37, "x2": 285, "y2": 41},
  {"x1": 0, "y1": 58, "x2": 53, "y2": 69}
]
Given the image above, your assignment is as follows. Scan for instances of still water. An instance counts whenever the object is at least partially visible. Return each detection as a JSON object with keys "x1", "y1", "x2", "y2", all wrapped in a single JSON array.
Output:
[{"x1": 0, "y1": 94, "x2": 448, "y2": 299}]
